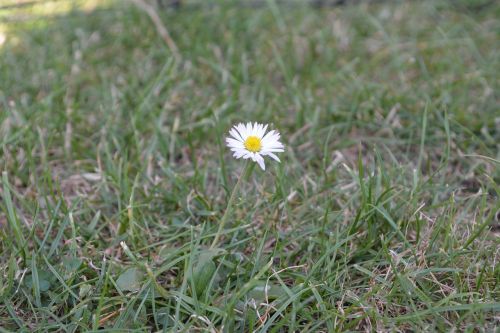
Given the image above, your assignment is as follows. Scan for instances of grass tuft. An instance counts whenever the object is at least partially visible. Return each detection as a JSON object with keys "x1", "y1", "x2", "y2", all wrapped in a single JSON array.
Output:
[{"x1": 0, "y1": 0, "x2": 499, "y2": 331}]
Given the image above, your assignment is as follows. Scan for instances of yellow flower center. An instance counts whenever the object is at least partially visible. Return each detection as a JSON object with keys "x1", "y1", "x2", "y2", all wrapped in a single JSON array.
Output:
[{"x1": 244, "y1": 136, "x2": 262, "y2": 152}]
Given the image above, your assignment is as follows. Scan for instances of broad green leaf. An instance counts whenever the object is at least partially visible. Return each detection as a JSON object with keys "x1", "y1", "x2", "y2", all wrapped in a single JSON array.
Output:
[
  {"x1": 188, "y1": 250, "x2": 220, "y2": 297},
  {"x1": 116, "y1": 267, "x2": 144, "y2": 292}
]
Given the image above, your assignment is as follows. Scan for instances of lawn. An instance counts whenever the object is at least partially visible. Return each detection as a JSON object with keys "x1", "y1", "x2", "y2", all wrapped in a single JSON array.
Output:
[{"x1": 0, "y1": 0, "x2": 499, "y2": 331}]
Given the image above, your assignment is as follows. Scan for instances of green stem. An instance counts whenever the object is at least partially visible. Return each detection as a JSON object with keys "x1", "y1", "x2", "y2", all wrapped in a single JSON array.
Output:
[{"x1": 211, "y1": 161, "x2": 252, "y2": 249}]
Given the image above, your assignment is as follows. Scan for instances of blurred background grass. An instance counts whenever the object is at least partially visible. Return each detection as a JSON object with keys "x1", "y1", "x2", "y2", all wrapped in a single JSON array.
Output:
[{"x1": 0, "y1": 0, "x2": 499, "y2": 331}]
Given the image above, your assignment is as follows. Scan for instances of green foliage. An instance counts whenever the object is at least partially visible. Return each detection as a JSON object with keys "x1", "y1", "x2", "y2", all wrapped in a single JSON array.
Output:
[
  {"x1": 117, "y1": 267, "x2": 145, "y2": 292},
  {"x1": 0, "y1": 0, "x2": 499, "y2": 331}
]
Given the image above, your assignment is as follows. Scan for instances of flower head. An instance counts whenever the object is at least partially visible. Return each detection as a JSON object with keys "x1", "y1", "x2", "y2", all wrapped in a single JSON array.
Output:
[{"x1": 226, "y1": 122, "x2": 284, "y2": 170}]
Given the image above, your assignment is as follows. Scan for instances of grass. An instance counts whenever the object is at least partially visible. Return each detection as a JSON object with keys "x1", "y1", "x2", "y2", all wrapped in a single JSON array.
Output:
[{"x1": 0, "y1": 0, "x2": 499, "y2": 331}]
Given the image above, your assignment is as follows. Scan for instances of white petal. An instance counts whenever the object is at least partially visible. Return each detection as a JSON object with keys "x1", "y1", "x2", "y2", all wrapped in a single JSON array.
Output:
[
  {"x1": 258, "y1": 124, "x2": 268, "y2": 138},
  {"x1": 262, "y1": 133, "x2": 280, "y2": 145},
  {"x1": 265, "y1": 145, "x2": 284, "y2": 150},
  {"x1": 261, "y1": 148, "x2": 285, "y2": 153},
  {"x1": 237, "y1": 123, "x2": 248, "y2": 140},
  {"x1": 253, "y1": 123, "x2": 260, "y2": 137},
  {"x1": 263, "y1": 129, "x2": 276, "y2": 137},
  {"x1": 255, "y1": 154, "x2": 266, "y2": 170},
  {"x1": 253, "y1": 122, "x2": 261, "y2": 136},
  {"x1": 238, "y1": 147, "x2": 247, "y2": 153},
  {"x1": 245, "y1": 122, "x2": 252, "y2": 138},
  {"x1": 262, "y1": 140, "x2": 283, "y2": 149},
  {"x1": 261, "y1": 130, "x2": 278, "y2": 143},
  {"x1": 230, "y1": 148, "x2": 245, "y2": 154},
  {"x1": 263, "y1": 152, "x2": 281, "y2": 162},
  {"x1": 229, "y1": 128, "x2": 244, "y2": 142},
  {"x1": 262, "y1": 139, "x2": 284, "y2": 149},
  {"x1": 226, "y1": 137, "x2": 244, "y2": 148}
]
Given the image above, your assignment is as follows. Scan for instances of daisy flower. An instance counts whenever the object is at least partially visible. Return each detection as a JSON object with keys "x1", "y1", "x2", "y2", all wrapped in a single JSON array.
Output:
[{"x1": 226, "y1": 122, "x2": 285, "y2": 170}]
